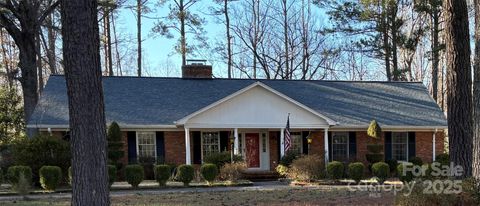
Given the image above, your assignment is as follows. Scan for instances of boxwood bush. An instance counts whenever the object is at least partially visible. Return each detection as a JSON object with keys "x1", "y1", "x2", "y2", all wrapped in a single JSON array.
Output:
[
  {"x1": 326, "y1": 161, "x2": 344, "y2": 180},
  {"x1": 435, "y1": 153, "x2": 449, "y2": 166},
  {"x1": 409, "y1": 157, "x2": 423, "y2": 166},
  {"x1": 39, "y1": 166, "x2": 62, "y2": 191},
  {"x1": 154, "y1": 164, "x2": 171, "y2": 186},
  {"x1": 372, "y1": 162, "x2": 389, "y2": 184},
  {"x1": 348, "y1": 162, "x2": 365, "y2": 183},
  {"x1": 107, "y1": 165, "x2": 116, "y2": 187},
  {"x1": 200, "y1": 163, "x2": 218, "y2": 185},
  {"x1": 176, "y1": 164, "x2": 194, "y2": 186},
  {"x1": 397, "y1": 163, "x2": 414, "y2": 183},
  {"x1": 203, "y1": 152, "x2": 243, "y2": 168},
  {"x1": 385, "y1": 159, "x2": 398, "y2": 174},
  {"x1": 7, "y1": 166, "x2": 32, "y2": 186},
  {"x1": 125, "y1": 164, "x2": 144, "y2": 188}
]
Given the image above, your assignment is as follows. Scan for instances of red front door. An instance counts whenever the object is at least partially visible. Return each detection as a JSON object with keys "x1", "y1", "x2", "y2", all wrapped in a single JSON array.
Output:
[{"x1": 245, "y1": 133, "x2": 260, "y2": 168}]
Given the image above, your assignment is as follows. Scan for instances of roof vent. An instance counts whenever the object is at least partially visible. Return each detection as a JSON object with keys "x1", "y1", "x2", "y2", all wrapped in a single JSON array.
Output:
[{"x1": 182, "y1": 59, "x2": 212, "y2": 78}]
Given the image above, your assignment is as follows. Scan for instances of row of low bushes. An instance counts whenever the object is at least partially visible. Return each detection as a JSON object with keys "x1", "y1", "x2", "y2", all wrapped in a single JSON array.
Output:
[
  {"x1": 277, "y1": 154, "x2": 450, "y2": 184},
  {"x1": 124, "y1": 161, "x2": 247, "y2": 188}
]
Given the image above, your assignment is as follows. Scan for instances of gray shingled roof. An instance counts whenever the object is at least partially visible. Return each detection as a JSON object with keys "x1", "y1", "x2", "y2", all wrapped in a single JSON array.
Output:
[{"x1": 27, "y1": 75, "x2": 447, "y2": 128}]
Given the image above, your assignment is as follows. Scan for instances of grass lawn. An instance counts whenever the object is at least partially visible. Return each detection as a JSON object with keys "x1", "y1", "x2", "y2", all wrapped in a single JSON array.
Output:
[{"x1": 0, "y1": 186, "x2": 395, "y2": 205}]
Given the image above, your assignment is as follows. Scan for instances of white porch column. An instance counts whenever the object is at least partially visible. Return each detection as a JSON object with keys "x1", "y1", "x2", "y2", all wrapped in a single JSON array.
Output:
[
  {"x1": 280, "y1": 128, "x2": 285, "y2": 157},
  {"x1": 234, "y1": 128, "x2": 239, "y2": 155},
  {"x1": 432, "y1": 129, "x2": 437, "y2": 162},
  {"x1": 324, "y1": 128, "x2": 329, "y2": 165},
  {"x1": 185, "y1": 128, "x2": 191, "y2": 165}
]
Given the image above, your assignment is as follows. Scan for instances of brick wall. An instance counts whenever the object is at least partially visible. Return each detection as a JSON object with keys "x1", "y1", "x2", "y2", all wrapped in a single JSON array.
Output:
[
  {"x1": 309, "y1": 131, "x2": 325, "y2": 160},
  {"x1": 120, "y1": 131, "x2": 129, "y2": 167},
  {"x1": 164, "y1": 131, "x2": 186, "y2": 165},
  {"x1": 415, "y1": 131, "x2": 445, "y2": 163}
]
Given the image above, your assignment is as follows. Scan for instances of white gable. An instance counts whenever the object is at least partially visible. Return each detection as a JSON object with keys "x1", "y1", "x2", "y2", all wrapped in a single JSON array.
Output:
[{"x1": 177, "y1": 82, "x2": 334, "y2": 129}]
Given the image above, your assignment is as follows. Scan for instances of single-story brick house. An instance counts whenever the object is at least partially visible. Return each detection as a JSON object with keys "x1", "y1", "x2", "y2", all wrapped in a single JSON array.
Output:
[{"x1": 27, "y1": 64, "x2": 447, "y2": 171}]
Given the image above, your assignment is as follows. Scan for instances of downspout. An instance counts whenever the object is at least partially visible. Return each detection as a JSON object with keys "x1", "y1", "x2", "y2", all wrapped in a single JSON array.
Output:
[{"x1": 433, "y1": 128, "x2": 437, "y2": 161}]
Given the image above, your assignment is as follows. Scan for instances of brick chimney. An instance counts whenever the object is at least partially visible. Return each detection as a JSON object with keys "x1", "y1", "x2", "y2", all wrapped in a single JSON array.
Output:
[{"x1": 182, "y1": 59, "x2": 212, "y2": 78}]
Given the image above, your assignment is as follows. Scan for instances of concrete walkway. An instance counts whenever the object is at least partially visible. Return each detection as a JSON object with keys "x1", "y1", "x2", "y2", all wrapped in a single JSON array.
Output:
[{"x1": 0, "y1": 181, "x2": 292, "y2": 202}]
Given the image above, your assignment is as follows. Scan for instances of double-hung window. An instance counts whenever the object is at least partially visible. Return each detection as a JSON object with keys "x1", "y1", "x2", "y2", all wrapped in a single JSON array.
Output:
[
  {"x1": 137, "y1": 132, "x2": 156, "y2": 158},
  {"x1": 201, "y1": 132, "x2": 220, "y2": 159},
  {"x1": 331, "y1": 132, "x2": 349, "y2": 162},
  {"x1": 289, "y1": 132, "x2": 303, "y2": 155},
  {"x1": 392, "y1": 132, "x2": 408, "y2": 161}
]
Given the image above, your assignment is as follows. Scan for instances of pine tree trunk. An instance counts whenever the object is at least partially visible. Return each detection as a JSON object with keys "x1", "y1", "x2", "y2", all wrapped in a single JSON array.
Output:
[
  {"x1": 225, "y1": 0, "x2": 232, "y2": 79},
  {"x1": 444, "y1": 0, "x2": 473, "y2": 178},
  {"x1": 472, "y1": 0, "x2": 480, "y2": 179},
  {"x1": 105, "y1": 9, "x2": 113, "y2": 76},
  {"x1": 60, "y1": 0, "x2": 110, "y2": 204},
  {"x1": 180, "y1": 0, "x2": 187, "y2": 67},
  {"x1": 431, "y1": 8, "x2": 440, "y2": 102},
  {"x1": 46, "y1": 13, "x2": 57, "y2": 75},
  {"x1": 137, "y1": 0, "x2": 142, "y2": 77}
]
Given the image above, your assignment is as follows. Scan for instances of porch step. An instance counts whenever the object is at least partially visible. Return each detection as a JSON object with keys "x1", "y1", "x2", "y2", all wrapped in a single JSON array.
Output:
[{"x1": 242, "y1": 171, "x2": 280, "y2": 182}]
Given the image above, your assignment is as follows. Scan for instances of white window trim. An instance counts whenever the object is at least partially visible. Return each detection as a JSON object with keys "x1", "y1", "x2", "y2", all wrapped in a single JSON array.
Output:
[
  {"x1": 330, "y1": 132, "x2": 349, "y2": 162},
  {"x1": 391, "y1": 132, "x2": 409, "y2": 162},
  {"x1": 200, "y1": 131, "x2": 221, "y2": 163},
  {"x1": 136, "y1": 131, "x2": 157, "y2": 160}
]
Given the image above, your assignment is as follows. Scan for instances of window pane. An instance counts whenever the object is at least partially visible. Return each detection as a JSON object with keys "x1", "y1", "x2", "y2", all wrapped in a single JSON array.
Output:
[
  {"x1": 392, "y1": 132, "x2": 408, "y2": 161},
  {"x1": 202, "y1": 132, "x2": 220, "y2": 160},
  {"x1": 289, "y1": 132, "x2": 302, "y2": 155},
  {"x1": 138, "y1": 132, "x2": 156, "y2": 158},
  {"x1": 332, "y1": 132, "x2": 348, "y2": 162}
]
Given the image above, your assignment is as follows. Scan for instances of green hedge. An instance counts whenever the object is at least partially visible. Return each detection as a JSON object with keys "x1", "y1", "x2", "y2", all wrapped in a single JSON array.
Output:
[
  {"x1": 154, "y1": 164, "x2": 171, "y2": 186},
  {"x1": 326, "y1": 161, "x2": 344, "y2": 180},
  {"x1": 397, "y1": 163, "x2": 414, "y2": 183},
  {"x1": 39, "y1": 166, "x2": 62, "y2": 191},
  {"x1": 372, "y1": 162, "x2": 389, "y2": 184},
  {"x1": 435, "y1": 154, "x2": 449, "y2": 166},
  {"x1": 200, "y1": 164, "x2": 218, "y2": 184},
  {"x1": 7, "y1": 166, "x2": 32, "y2": 186},
  {"x1": 176, "y1": 164, "x2": 194, "y2": 186},
  {"x1": 348, "y1": 162, "x2": 365, "y2": 183},
  {"x1": 107, "y1": 165, "x2": 117, "y2": 187},
  {"x1": 409, "y1": 157, "x2": 423, "y2": 166},
  {"x1": 125, "y1": 165, "x2": 144, "y2": 188}
]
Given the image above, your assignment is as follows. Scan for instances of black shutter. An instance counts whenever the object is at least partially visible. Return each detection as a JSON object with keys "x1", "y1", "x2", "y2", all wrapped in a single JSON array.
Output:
[
  {"x1": 385, "y1": 132, "x2": 392, "y2": 161},
  {"x1": 220, "y1": 131, "x2": 229, "y2": 152},
  {"x1": 193, "y1": 131, "x2": 201, "y2": 164},
  {"x1": 328, "y1": 132, "x2": 332, "y2": 162},
  {"x1": 127, "y1": 131, "x2": 137, "y2": 164},
  {"x1": 155, "y1": 132, "x2": 165, "y2": 163},
  {"x1": 349, "y1": 132, "x2": 357, "y2": 161},
  {"x1": 302, "y1": 131, "x2": 309, "y2": 155},
  {"x1": 408, "y1": 132, "x2": 416, "y2": 159}
]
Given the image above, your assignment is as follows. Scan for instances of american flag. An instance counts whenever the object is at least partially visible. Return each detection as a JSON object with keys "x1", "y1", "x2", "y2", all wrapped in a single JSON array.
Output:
[{"x1": 284, "y1": 114, "x2": 292, "y2": 152}]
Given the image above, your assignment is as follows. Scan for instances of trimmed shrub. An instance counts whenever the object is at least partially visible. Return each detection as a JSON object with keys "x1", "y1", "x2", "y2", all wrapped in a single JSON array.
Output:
[
  {"x1": 372, "y1": 162, "x2": 389, "y2": 184},
  {"x1": 107, "y1": 122, "x2": 124, "y2": 169},
  {"x1": 125, "y1": 165, "x2": 144, "y2": 188},
  {"x1": 219, "y1": 162, "x2": 246, "y2": 182},
  {"x1": 39, "y1": 166, "x2": 62, "y2": 191},
  {"x1": 275, "y1": 164, "x2": 288, "y2": 177},
  {"x1": 279, "y1": 150, "x2": 298, "y2": 166},
  {"x1": 327, "y1": 161, "x2": 344, "y2": 180},
  {"x1": 366, "y1": 144, "x2": 383, "y2": 166},
  {"x1": 154, "y1": 165, "x2": 171, "y2": 186},
  {"x1": 203, "y1": 152, "x2": 243, "y2": 168},
  {"x1": 288, "y1": 155, "x2": 324, "y2": 182},
  {"x1": 7, "y1": 166, "x2": 32, "y2": 186},
  {"x1": 409, "y1": 156, "x2": 423, "y2": 166},
  {"x1": 176, "y1": 164, "x2": 195, "y2": 186},
  {"x1": 385, "y1": 159, "x2": 398, "y2": 174},
  {"x1": 348, "y1": 162, "x2": 365, "y2": 183},
  {"x1": 367, "y1": 120, "x2": 382, "y2": 139},
  {"x1": 435, "y1": 153, "x2": 449, "y2": 166},
  {"x1": 200, "y1": 164, "x2": 218, "y2": 185},
  {"x1": 107, "y1": 165, "x2": 116, "y2": 187},
  {"x1": 397, "y1": 163, "x2": 413, "y2": 183},
  {"x1": 12, "y1": 135, "x2": 70, "y2": 184}
]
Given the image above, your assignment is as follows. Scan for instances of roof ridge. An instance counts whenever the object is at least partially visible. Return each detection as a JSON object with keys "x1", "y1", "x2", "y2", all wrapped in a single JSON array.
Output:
[{"x1": 49, "y1": 75, "x2": 422, "y2": 84}]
